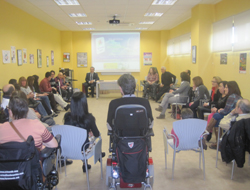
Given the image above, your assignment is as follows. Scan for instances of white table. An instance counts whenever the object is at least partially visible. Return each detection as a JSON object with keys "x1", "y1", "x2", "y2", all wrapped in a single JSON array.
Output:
[{"x1": 96, "y1": 80, "x2": 120, "y2": 99}]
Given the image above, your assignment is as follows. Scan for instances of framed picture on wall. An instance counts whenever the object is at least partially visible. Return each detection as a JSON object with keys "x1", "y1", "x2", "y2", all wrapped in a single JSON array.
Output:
[
  {"x1": 17, "y1": 49, "x2": 22, "y2": 66},
  {"x1": 37, "y1": 49, "x2": 42, "y2": 68},
  {"x1": 192, "y1": 46, "x2": 196, "y2": 63},
  {"x1": 77, "y1": 52, "x2": 87, "y2": 67},
  {"x1": 51, "y1": 50, "x2": 54, "y2": 66},
  {"x1": 63, "y1": 52, "x2": 70, "y2": 62},
  {"x1": 46, "y1": 56, "x2": 49, "y2": 67}
]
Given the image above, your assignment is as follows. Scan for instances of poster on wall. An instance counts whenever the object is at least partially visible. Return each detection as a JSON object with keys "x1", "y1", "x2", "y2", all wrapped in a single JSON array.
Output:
[
  {"x1": 143, "y1": 52, "x2": 152, "y2": 65},
  {"x1": 51, "y1": 51, "x2": 54, "y2": 66},
  {"x1": 2, "y1": 50, "x2": 10, "y2": 64},
  {"x1": 46, "y1": 56, "x2": 49, "y2": 67},
  {"x1": 63, "y1": 52, "x2": 70, "y2": 62},
  {"x1": 220, "y1": 53, "x2": 227, "y2": 64},
  {"x1": 77, "y1": 52, "x2": 87, "y2": 67},
  {"x1": 192, "y1": 46, "x2": 196, "y2": 63},
  {"x1": 17, "y1": 49, "x2": 22, "y2": 66},
  {"x1": 11, "y1": 46, "x2": 16, "y2": 63},
  {"x1": 30, "y1": 54, "x2": 34, "y2": 64},
  {"x1": 37, "y1": 49, "x2": 42, "y2": 68},
  {"x1": 239, "y1": 53, "x2": 247, "y2": 74},
  {"x1": 23, "y1": 48, "x2": 27, "y2": 63}
]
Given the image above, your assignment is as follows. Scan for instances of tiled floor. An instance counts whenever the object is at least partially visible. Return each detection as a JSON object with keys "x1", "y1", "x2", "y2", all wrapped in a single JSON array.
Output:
[{"x1": 54, "y1": 92, "x2": 250, "y2": 190}]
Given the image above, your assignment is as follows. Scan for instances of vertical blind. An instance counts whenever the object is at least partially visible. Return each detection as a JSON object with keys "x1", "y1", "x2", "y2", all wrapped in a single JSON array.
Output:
[
  {"x1": 167, "y1": 33, "x2": 191, "y2": 56},
  {"x1": 233, "y1": 10, "x2": 250, "y2": 51}
]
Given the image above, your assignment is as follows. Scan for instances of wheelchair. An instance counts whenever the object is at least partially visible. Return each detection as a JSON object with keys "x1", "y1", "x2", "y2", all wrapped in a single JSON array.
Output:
[
  {"x1": 0, "y1": 135, "x2": 61, "y2": 190},
  {"x1": 106, "y1": 105, "x2": 154, "y2": 190}
]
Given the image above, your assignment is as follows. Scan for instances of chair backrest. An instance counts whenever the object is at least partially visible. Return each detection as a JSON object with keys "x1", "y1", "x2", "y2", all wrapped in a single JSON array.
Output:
[
  {"x1": 173, "y1": 119, "x2": 207, "y2": 150},
  {"x1": 51, "y1": 125, "x2": 87, "y2": 160},
  {"x1": 114, "y1": 104, "x2": 148, "y2": 137}
]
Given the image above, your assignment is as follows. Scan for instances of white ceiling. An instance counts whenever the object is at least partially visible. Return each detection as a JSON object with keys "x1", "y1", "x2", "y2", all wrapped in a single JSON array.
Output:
[{"x1": 5, "y1": 0, "x2": 221, "y2": 31}]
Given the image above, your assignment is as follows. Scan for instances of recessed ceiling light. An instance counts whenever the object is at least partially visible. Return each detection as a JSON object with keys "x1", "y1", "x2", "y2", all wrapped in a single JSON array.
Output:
[
  {"x1": 76, "y1": 22, "x2": 92, "y2": 25},
  {"x1": 54, "y1": 0, "x2": 80, "y2": 6},
  {"x1": 139, "y1": 21, "x2": 154, "y2": 24},
  {"x1": 69, "y1": 13, "x2": 87, "y2": 17},
  {"x1": 152, "y1": 0, "x2": 177, "y2": 5},
  {"x1": 136, "y1": 28, "x2": 148, "y2": 30},
  {"x1": 144, "y1": 13, "x2": 163, "y2": 17},
  {"x1": 83, "y1": 28, "x2": 95, "y2": 30}
]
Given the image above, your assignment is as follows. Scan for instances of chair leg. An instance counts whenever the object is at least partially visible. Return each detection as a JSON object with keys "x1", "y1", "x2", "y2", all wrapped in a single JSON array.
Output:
[
  {"x1": 199, "y1": 151, "x2": 201, "y2": 169},
  {"x1": 231, "y1": 160, "x2": 235, "y2": 180},
  {"x1": 100, "y1": 153, "x2": 103, "y2": 179},
  {"x1": 216, "y1": 126, "x2": 221, "y2": 168},
  {"x1": 165, "y1": 149, "x2": 167, "y2": 169},
  {"x1": 202, "y1": 147, "x2": 206, "y2": 180},
  {"x1": 64, "y1": 157, "x2": 67, "y2": 177},
  {"x1": 172, "y1": 150, "x2": 176, "y2": 180},
  {"x1": 85, "y1": 159, "x2": 90, "y2": 190}
]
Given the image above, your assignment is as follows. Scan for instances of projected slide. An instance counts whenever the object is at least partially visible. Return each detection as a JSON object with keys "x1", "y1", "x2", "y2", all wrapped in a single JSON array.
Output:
[{"x1": 91, "y1": 32, "x2": 140, "y2": 72}]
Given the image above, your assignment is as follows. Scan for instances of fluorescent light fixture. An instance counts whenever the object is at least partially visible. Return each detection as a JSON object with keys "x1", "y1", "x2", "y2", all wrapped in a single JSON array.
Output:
[
  {"x1": 83, "y1": 28, "x2": 95, "y2": 30},
  {"x1": 152, "y1": 0, "x2": 177, "y2": 5},
  {"x1": 144, "y1": 13, "x2": 163, "y2": 17},
  {"x1": 54, "y1": 0, "x2": 80, "y2": 6},
  {"x1": 76, "y1": 22, "x2": 92, "y2": 25},
  {"x1": 136, "y1": 28, "x2": 148, "y2": 30},
  {"x1": 69, "y1": 13, "x2": 87, "y2": 17},
  {"x1": 139, "y1": 21, "x2": 154, "y2": 24}
]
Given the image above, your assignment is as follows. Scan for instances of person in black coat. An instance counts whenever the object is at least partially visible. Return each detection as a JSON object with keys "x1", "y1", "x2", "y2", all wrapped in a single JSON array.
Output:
[
  {"x1": 84, "y1": 67, "x2": 99, "y2": 97},
  {"x1": 155, "y1": 66, "x2": 176, "y2": 102}
]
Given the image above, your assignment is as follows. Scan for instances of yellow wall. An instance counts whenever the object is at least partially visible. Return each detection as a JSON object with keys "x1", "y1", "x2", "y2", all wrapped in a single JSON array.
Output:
[
  {"x1": 60, "y1": 31, "x2": 162, "y2": 90},
  {"x1": 165, "y1": 0, "x2": 250, "y2": 99},
  {"x1": 0, "y1": 1, "x2": 61, "y2": 89}
]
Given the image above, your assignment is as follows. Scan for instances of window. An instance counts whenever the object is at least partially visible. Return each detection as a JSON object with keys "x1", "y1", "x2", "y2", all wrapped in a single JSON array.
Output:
[{"x1": 167, "y1": 33, "x2": 191, "y2": 56}]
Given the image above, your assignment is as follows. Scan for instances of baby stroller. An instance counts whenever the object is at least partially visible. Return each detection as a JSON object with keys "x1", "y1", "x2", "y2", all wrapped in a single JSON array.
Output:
[
  {"x1": 106, "y1": 105, "x2": 154, "y2": 190},
  {"x1": 0, "y1": 135, "x2": 60, "y2": 190}
]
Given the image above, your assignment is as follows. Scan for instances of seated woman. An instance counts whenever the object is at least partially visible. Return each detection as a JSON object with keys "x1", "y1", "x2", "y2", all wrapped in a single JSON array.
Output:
[
  {"x1": 19, "y1": 76, "x2": 49, "y2": 117},
  {"x1": 188, "y1": 76, "x2": 210, "y2": 118},
  {"x1": 197, "y1": 76, "x2": 222, "y2": 119},
  {"x1": 143, "y1": 67, "x2": 159, "y2": 99},
  {"x1": 32, "y1": 75, "x2": 59, "y2": 113},
  {"x1": 155, "y1": 72, "x2": 190, "y2": 119},
  {"x1": 0, "y1": 92, "x2": 58, "y2": 151},
  {"x1": 64, "y1": 92, "x2": 105, "y2": 172},
  {"x1": 205, "y1": 81, "x2": 242, "y2": 149},
  {"x1": 205, "y1": 81, "x2": 228, "y2": 141}
]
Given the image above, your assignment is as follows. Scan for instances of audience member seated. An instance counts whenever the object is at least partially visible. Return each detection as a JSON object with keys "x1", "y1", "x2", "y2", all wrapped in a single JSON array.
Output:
[
  {"x1": 220, "y1": 99, "x2": 250, "y2": 130},
  {"x1": 19, "y1": 76, "x2": 49, "y2": 117},
  {"x1": 55, "y1": 72, "x2": 72, "y2": 101},
  {"x1": 170, "y1": 108, "x2": 194, "y2": 148},
  {"x1": 205, "y1": 81, "x2": 242, "y2": 149},
  {"x1": 203, "y1": 81, "x2": 228, "y2": 141},
  {"x1": 64, "y1": 92, "x2": 105, "y2": 172},
  {"x1": 155, "y1": 66, "x2": 176, "y2": 102},
  {"x1": 33, "y1": 75, "x2": 59, "y2": 113},
  {"x1": 107, "y1": 74, "x2": 154, "y2": 131},
  {"x1": 185, "y1": 70, "x2": 191, "y2": 83},
  {"x1": 9, "y1": 78, "x2": 20, "y2": 91},
  {"x1": 197, "y1": 76, "x2": 222, "y2": 119},
  {"x1": 1, "y1": 84, "x2": 15, "y2": 121},
  {"x1": 155, "y1": 72, "x2": 190, "y2": 119},
  {"x1": 143, "y1": 67, "x2": 159, "y2": 99},
  {"x1": 0, "y1": 93, "x2": 58, "y2": 151},
  {"x1": 84, "y1": 67, "x2": 99, "y2": 97},
  {"x1": 40, "y1": 72, "x2": 70, "y2": 111},
  {"x1": 187, "y1": 76, "x2": 210, "y2": 118},
  {"x1": 50, "y1": 70, "x2": 58, "y2": 94}
]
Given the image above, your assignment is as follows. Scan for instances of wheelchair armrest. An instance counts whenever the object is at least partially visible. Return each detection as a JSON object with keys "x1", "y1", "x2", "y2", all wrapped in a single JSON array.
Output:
[
  {"x1": 146, "y1": 128, "x2": 154, "y2": 137},
  {"x1": 40, "y1": 147, "x2": 55, "y2": 158},
  {"x1": 107, "y1": 130, "x2": 113, "y2": 136}
]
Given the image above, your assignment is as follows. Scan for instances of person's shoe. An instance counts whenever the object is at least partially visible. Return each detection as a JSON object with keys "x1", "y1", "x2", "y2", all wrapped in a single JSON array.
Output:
[
  {"x1": 206, "y1": 132, "x2": 212, "y2": 142},
  {"x1": 51, "y1": 113, "x2": 58, "y2": 117},
  {"x1": 60, "y1": 159, "x2": 73, "y2": 167},
  {"x1": 198, "y1": 139, "x2": 207, "y2": 150},
  {"x1": 64, "y1": 104, "x2": 70, "y2": 111},
  {"x1": 98, "y1": 152, "x2": 106, "y2": 162},
  {"x1": 155, "y1": 106, "x2": 163, "y2": 112},
  {"x1": 28, "y1": 102, "x2": 40, "y2": 108},
  {"x1": 91, "y1": 94, "x2": 94, "y2": 98},
  {"x1": 54, "y1": 109, "x2": 60, "y2": 114},
  {"x1": 86, "y1": 95, "x2": 89, "y2": 98},
  {"x1": 156, "y1": 114, "x2": 165, "y2": 119},
  {"x1": 82, "y1": 164, "x2": 91, "y2": 173}
]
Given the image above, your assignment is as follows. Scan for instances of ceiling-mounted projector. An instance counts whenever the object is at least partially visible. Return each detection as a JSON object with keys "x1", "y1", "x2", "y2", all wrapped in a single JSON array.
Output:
[{"x1": 109, "y1": 15, "x2": 120, "y2": 24}]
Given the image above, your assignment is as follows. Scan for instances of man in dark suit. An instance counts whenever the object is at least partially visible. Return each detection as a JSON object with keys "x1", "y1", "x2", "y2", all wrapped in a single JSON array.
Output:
[{"x1": 84, "y1": 67, "x2": 99, "y2": 97}]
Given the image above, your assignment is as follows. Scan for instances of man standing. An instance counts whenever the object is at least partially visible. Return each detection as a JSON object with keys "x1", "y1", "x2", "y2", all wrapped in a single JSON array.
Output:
[
  {"x1": 84, "y1": 67, "x2": 99, "y2": 97},
  {"x1": 40, "y1": 72, "x2": 70, "y2": 111},
  {"x1": 155, "y1": 66, "x2": 176, "y2": 102}
]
